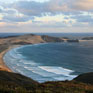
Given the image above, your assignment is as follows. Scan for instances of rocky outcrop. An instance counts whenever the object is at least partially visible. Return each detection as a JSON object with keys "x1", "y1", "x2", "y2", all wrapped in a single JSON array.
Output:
[
  {"x1": 82, "y1": 37, "x2": 93, "y2": 40},
  {"x1": 41, "y1": 35, "x2": 64, "y2": 42},
  {"x1": 67, "y1": 39, "x2": 79, "y2": 42}
]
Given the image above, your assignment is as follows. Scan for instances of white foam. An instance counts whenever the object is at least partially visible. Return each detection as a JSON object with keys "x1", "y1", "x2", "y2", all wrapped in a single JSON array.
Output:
[
  {"x1": 39, "y1": 66, "x2": 74, "y2": 77},
  {"x1": 19, "y1": 59, "x2": 40, "y2": 66},
  {"x1": 15, "y1": 69, "x2": 24, "y2": 75},
  {"x1": 23, "y1": 62, "x2": 38, "y2": 66},
  {"x1": 6, "y1": 48, "x2": 26, "y2": 59},
  {"x1": 24, "y1": 66, "x2": 77, "y2": 81},
  {"x1": 24, "y1": 67, "x2": 57, "y2": 77},
  {"x1": 3, "y1": 43, "x2": 78, "y2": 82},
  {"x1": 54, "y1": 75, "x2": 77, "y2": 81}
]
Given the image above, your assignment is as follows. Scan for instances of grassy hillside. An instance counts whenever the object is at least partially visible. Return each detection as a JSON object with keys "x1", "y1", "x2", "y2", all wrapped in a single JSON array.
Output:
[
  {"x1": 0, "y1": 71, "x2": 93, "y2": 93},
  {"x1": 74, "y1": 72, "x2": 93, "y2": 85}
]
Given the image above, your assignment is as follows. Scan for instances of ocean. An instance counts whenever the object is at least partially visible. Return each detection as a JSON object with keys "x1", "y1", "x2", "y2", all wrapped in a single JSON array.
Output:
[
  {"x1": 2, "y1": 33, "x2": 93, "y2": 82},
  {"x1": 0, "y1": 33, "x2": 93, "y2": 39}
]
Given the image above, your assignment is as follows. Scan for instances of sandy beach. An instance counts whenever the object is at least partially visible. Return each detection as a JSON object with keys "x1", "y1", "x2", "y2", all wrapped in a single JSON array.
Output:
[
  {"x1": 0, "y1": 45, "x2": 21, "y2": 72},
  {"x1": 0, "y1": 34, "x2": 84, "y2": 73}
]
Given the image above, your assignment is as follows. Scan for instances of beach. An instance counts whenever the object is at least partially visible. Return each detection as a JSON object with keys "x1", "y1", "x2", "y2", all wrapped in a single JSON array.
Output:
[
  {"x1": 0, "y1": 34, "x2": 92, "y2": 79},
  {"x1": 0, "y1": 34, "x2": 65, "y2": 73},
  {"x1": 0, "y1": 45, "x2": 21, "y2": 72},
  {"x1": 3, "y1": 39, "x2": 93, "y2": 82}
]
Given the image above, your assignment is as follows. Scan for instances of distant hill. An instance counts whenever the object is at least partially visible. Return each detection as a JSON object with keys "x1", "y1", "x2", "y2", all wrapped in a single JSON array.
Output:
[
  {"x1": 82, "y1": 37, "x2": 93, "y2": 40},
  {"x1": 0, "y1": 34, "x2": 79, "y2": 46}
]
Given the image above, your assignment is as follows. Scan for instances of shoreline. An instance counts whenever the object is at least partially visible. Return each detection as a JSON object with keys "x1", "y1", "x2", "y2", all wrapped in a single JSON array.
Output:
[
  {"x1": 1, "y1": 43, "x2": 47, "y2": 73},
  {"x1": 0, "y1": 43, "x2": 50, "y2": 73},
  {"x1": 0, "y1": 33, "x2": 80, "y2": 73},
  {"x1": 1, "y1": 40, "x2": 92, "y2": 73},
  {"x1": 2, "y1": 43, "x2": 78, "y2": 83},
  {"x1": 0, "y1": 34, "x2": 93, "y2": 78},
  {"x1": 1, "y1": 39, "x2": 93, "y2": 73},
  {"x1": 0, "y1": 45, "x2": 22, "y2": 72}
]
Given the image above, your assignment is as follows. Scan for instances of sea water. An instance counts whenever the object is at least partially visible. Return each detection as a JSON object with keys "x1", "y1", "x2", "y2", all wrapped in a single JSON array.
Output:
[{"x1": 3, "y1": 41, "x2": 93, "y2": 83}]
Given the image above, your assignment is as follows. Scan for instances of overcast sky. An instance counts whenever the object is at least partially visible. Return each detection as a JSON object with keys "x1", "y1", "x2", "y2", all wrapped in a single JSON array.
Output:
[{"x1": 0, "y1": 0, "x2": 93, "y2": 33}]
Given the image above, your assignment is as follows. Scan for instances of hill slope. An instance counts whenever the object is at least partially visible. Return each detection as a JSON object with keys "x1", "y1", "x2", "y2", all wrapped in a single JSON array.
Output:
[
  {"x1": 0, "y1": 71, "x2": 93, "y2": 93},
  {"x1": 74, "y1": 72, "x2": 93, "y2": 85}
]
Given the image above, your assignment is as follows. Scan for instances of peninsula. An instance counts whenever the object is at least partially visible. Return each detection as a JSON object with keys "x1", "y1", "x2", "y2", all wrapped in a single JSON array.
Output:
[{"x1": 0, "y1": 34, "x2": 79, "y2": 72}]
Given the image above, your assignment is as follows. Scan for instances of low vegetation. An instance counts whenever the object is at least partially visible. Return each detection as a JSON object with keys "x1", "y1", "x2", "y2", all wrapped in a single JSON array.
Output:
[
  {"x1": 0, "y1": 44, "x2": 8, "y2": 53},
  {"x1": 0, "y1": 71, "x2": 93, "y2": 93}
]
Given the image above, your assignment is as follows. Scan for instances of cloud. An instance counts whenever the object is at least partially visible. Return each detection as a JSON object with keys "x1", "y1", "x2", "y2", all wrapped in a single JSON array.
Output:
[
  {"x1": 71, "y1": 0, "x2": 93, "y2": 11},
  {"x1": 12, "y1": 0, "x2": 71, "y2": 16},
  {"x1": 12, "y1": 1, "x2": 48, "y2": 16},
  {"x1": 0, "y1": 0, "x2": 93, "y2": 29},
  {"x1": 74, "y1": 15, "x2": 93, "y2": 23},
  {"x1": 3, "y1": 14, "x2": 32, "y2": 22},
  {"x1": 0, "y1": 22, "x2": 6, "y2": 26},
  {"x1": 0, "y1": 6, "x2": 17, "y2": 14},
  {"x1": 12, "y1": 0, "x2": 93, "y2": 17},
  {"x1": 0, "y1": 5, "x2": 33, "y2": 23}
]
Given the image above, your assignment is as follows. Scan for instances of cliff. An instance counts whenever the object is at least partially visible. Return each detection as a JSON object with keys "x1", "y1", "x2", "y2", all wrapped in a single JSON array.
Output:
[{"x1": 41, "y1": 35, "x2": 64, "y2": 42}]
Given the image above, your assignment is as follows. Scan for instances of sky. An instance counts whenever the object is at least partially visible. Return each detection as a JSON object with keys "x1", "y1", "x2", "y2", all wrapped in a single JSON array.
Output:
[{"x1": 0, "y1": 0, "x2": 93, "y2": 33}]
